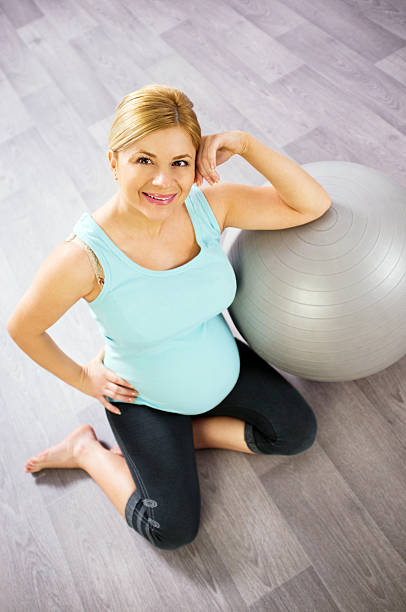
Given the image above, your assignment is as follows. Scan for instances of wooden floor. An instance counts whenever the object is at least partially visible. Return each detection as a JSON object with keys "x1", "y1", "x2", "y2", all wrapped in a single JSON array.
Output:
[{"x1": 1, "y1": 0, "x2": 406, "y2": 610}]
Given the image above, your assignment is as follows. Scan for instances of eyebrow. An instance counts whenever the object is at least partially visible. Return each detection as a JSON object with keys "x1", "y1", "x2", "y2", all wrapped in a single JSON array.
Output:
[{"x1": 130, "y1": 150, "x2": 193, "y2": 160}]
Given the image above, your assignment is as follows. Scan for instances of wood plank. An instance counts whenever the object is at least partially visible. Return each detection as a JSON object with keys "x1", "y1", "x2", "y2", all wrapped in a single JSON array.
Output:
[
  {"x1": 249, "y1": 566, "x2": 340, "y2": 612},
  {"x1": 262, "y1": 442, "x2": 406, "y2": 611}
]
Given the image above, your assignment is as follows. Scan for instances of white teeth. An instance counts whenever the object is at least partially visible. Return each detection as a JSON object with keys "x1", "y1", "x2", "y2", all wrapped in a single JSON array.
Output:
[{"x1": 146, "y1": 193, "x2": 172, "y2": 201}]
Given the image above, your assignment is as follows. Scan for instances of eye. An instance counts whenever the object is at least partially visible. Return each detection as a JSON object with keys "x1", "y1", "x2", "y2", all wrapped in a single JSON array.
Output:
[{"x1": 135, "y1": 157, "x2": 189, "y2": 166}]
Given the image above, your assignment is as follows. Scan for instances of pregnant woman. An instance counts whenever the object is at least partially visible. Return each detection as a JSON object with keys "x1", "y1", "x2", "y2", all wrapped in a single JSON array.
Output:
[{"x1": 7, "y1": 84, "x2": 331, "y2": 550}]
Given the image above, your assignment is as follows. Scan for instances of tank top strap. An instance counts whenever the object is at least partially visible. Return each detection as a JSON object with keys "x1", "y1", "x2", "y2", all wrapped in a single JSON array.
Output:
[
  {"x1": 185, "y1": 184, "x2": 221, "y2": 248},
  {"x1": 65, "y1": 232, "x2": 105, "y2": 286},
  {"x1": 69, "y1": 213, "x2": 115, "y2": 295}
]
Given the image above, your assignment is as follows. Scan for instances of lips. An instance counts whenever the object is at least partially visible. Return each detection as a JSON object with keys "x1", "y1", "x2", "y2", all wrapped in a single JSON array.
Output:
[
  {"x1": 145, "y1": 192, "x2": 176, "y2": 197},
  {"x1": 142, "y1": 192, "x2": 177, "y2": 205}
]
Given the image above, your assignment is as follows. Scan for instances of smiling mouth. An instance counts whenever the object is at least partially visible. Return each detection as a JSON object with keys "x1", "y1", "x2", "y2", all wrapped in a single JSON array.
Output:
[{"x1": 142, "y1": 192, "x2": 177, "y2": 203}]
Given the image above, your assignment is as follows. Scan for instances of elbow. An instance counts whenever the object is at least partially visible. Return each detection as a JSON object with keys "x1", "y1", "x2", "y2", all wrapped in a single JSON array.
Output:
[
  {"x1": 323, "y1": 192, "x2": 332, "y2": 210},
  {"x1": 6, "y1": 316, "x2": 15, "y2": 336},
  {"x1": 6, "y1": 321, "x2": 40, "y2": 351},
  {"x1": 7, "y1": 312, "x2": 45, "y2": 341},
  {"x1": 303, "y1": 194, "x2": 332, "y2": 220},
  {"x1": 6, "y1": 314, "x2": 24, "y2": 341},
  {"x1": 6, "y1": 319, "x2": 19, "y2": 341},
  {"x1": 315, "y1": 195, "x2": 332, "y2": 217}
]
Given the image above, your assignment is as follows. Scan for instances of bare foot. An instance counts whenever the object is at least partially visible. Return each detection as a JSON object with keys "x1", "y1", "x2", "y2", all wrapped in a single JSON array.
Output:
[
  {"x1": 25, "y1": 424, "x2": 99, "y2": 473},
  {"x1": 111, "y1": 444, "x2": 123, "y2": 457}
]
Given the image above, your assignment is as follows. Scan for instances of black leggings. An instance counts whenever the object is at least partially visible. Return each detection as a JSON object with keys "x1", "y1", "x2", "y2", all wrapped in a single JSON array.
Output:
[{"x1": 105, "y1": 339, "x2": 317, "y2": 551}]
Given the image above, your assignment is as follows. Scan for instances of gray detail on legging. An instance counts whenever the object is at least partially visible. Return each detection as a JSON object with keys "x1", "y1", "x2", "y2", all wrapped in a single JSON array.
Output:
[
  {"x1": 136, "y1": 504, "x2": 150, "y2": 541},
  {"x1": 125, "y1": 489, "x2": 157, "y2": 544},
  {"x1": 244, "y1": 421, "x2": 261, "y2": 453},
  {"x1": 125, "y1": 488, "x2": 143, "y2": 527}
]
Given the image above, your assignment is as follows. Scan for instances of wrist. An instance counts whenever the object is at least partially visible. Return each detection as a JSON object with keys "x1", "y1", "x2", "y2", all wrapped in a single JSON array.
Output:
[
  {"x1": 76, "y1": 364, "x2": 87, "y2": 393},
  {"x1": 238, "y1": 131, "x2": 253, "y2": 157}
]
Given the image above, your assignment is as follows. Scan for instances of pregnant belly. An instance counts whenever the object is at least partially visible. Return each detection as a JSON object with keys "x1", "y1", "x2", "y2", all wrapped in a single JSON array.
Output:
[{"x1": 104, "y1": 314, "x2": 241, "y2": 415}]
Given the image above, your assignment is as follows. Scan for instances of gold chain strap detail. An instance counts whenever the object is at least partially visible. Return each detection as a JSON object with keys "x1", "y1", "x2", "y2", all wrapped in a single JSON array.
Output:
[{"x1": 65, "y1": 233, "x2": 105, "y2": 286}]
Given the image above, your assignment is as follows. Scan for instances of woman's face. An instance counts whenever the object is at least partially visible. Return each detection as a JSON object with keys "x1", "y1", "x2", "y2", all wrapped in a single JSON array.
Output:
[{"x1": 109, "y1": 126, "x2": 197, "y2": 220}]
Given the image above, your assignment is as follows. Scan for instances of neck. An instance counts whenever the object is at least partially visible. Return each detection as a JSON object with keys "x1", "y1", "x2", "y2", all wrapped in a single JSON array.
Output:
[{"x1": 112, "y1": 192, "x2": 176, "y2": 240}]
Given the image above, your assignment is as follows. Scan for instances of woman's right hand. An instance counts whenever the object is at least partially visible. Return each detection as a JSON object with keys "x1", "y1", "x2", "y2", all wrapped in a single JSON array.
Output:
[{"x1": 79, "y1": 351, "x2": 138, "y2": 414}]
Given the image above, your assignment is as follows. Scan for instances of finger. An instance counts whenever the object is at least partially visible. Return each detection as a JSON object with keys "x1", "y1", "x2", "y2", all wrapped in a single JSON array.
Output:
[
  {"x1": 105, "y1": 382, "x2": 138, "y2": 401},
  {"x1": 195, "y1": 158, "x2": 206, "y2": 184},
  {"x1": 197, "y1": 137, "x2": 215, "y2": 183},
  {"x1": 106, "y1": 370, "x2": 136, "y2": 390},
  {"x1": 203, "y1": 166, "x2": 219, "y2": 185},
  {"x1": 203, "y1": 139, "x2": 219, "y2": 181},
  {"x1": 115, "y1": 384, "x2": 138, "y2": 401},
  {"x1": 194, "y1": 169, "x2": 203, "y2": 187},
  {"x1": 100, "y1": 396, "x2": 122, "y2": 415},
  {"x1": 199, "y1": 166, "x2": 216, "y2": 185},
  {"x1": 200, "y1": 158, "x2": 215, "y2": 183}
]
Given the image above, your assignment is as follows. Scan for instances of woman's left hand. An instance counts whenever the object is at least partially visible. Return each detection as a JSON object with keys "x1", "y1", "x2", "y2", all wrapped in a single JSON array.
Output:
[{"x1": 194, "y1": 130, "x2": 248, "y2": 187}]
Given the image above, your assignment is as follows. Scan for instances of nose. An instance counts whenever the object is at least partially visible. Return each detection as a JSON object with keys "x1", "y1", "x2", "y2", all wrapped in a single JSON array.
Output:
[
  {"x1": 151, "y1": 179, "x2": 173, "y2": 189},
  {"x1": 151, "y1": 170, "x2": 176, "y2": 187}
]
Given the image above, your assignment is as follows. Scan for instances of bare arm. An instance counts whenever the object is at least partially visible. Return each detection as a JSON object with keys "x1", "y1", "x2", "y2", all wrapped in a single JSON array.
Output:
[
  {"x1": 10, "y1": 331, "x2": 87, "y2": 390},
  {"x1": 6, "y1": 241, "x2": 97, "y2": 392}
]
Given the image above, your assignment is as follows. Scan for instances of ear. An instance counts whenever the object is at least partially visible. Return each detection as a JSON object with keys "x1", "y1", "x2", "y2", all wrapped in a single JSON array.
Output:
[{"x1": 108, "y1": 150, "x2": 116, "y2": 170}]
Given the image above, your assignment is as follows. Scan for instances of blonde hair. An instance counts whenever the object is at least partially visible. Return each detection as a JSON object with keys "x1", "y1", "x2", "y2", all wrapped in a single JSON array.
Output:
[{"x1": 108, "y1": 84, "x2": 201, "y2": 157}]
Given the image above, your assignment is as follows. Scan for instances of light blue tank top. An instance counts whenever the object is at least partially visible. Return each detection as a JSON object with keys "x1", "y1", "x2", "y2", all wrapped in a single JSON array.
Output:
[{"x1": 72, "y1": 184, "x2": 240, "y2": 415}]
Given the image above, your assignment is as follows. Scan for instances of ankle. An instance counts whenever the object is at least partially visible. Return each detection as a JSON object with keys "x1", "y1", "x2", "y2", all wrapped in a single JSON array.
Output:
[{"x1": 74, "y1": 438, "x2": 103, "y2": 469}]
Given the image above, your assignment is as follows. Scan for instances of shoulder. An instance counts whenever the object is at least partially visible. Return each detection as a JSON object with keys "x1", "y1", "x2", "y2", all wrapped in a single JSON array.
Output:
[
  {"x1": 198, "y1": 185, "x2": 228, "y2": 234},
  {"x1": 14, "y1": 239, "x2": 100, "y2": 323},
  {"x1": 60, "y1": 237, "x2": 101, "y2": 297}
]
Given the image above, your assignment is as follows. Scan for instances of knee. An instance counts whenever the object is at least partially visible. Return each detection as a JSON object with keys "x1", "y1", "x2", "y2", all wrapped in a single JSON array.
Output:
[
  {"x1": 150, "y1": 515, "x2": 200, "y2": 551},
  {"x1": 160, "y1": 527, "x2": 199, "y2": 550},
  {"x1": 284, "y1": 402, "x2": 318, "y2": 455},
  {"x1": 257, "y1": 400, "x2": 318, "y2": 456},
  {"x1": 126, "y1": 497, "x2": 200, "y2": 551}
]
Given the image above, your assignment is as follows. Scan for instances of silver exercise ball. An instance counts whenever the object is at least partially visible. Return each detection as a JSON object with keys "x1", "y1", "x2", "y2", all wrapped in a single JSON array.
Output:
[{"x1": 226, "y1": 161, "x2": 406, "y2": 382}]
